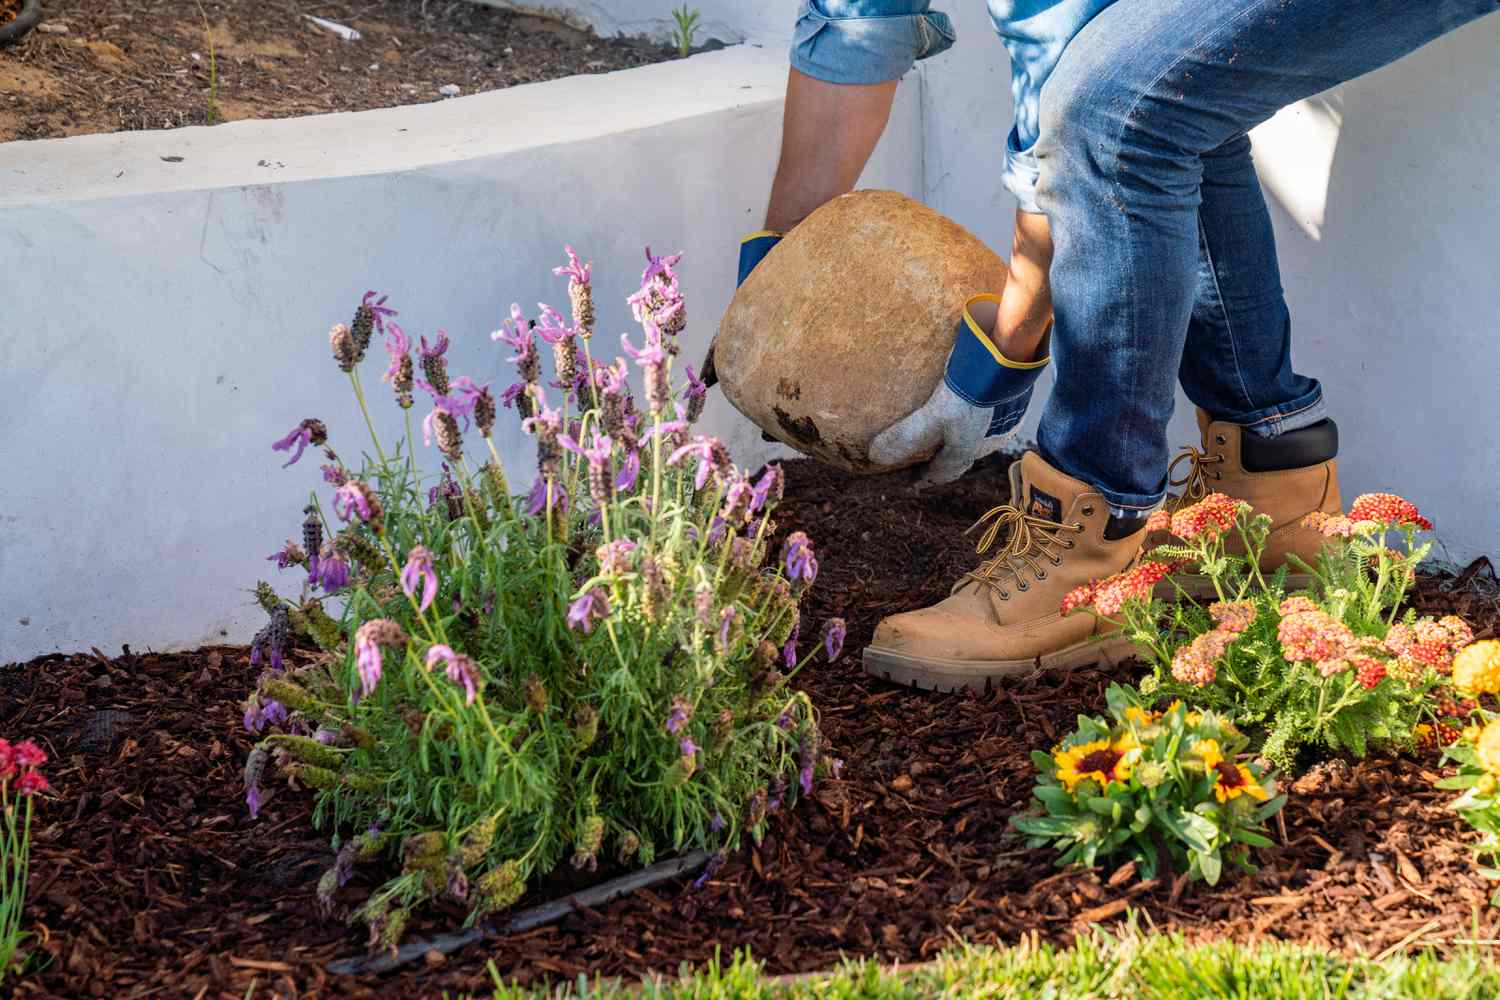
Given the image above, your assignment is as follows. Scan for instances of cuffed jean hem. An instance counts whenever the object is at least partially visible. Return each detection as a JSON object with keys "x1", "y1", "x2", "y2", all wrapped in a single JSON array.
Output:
[
  {"x1": 789, "y1": 2, "x2": 956, "y2": 85},
  {"x1": 1212, "y1": 388, "x2": 1329, "y2": 439},
  {"x1": 1037, "y1": 443, "x2": 1168, "y2": 517}
]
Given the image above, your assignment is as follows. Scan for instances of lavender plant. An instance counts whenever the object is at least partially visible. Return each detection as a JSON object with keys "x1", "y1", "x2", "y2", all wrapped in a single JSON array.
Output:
[{"x1": 245, "y1": 247, "x2": 844, "y2": 948}]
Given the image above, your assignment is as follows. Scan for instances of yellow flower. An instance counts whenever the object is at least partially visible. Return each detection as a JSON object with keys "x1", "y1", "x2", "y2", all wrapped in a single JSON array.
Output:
[
  {"x1": 1479, "y1": 774, "x2": 1498, "y2": 796},
  {"x1": 1453, "y1": 640, "x2": 1500, "y2": 696},
  {"x1": 1194, "y1": 738, "x2": 1224, "y2": 771},
  {"x1": 1124, "y1": 705, "x2": 1155, "y2": 727},
  {"x1": 1163, "y1": 700, "x2": 1203, "y2": 726},
  {"x1": 1211, "y1": 760, "x2": 1271, "y2": 803},
  {"x1": 1476, "y1": 721, "x2": 1500, "y2": 777},
  {"x1": 1464, "y1": 725, "x2": 1483, "y2": 745},
  {"x1": 1054, "y1": 737, "x2": 1136, "y2": 792}
]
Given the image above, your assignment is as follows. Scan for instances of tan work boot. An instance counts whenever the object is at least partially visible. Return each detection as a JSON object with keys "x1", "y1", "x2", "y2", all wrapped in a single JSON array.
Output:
[
  {"x1": 1157, "y1": 409, "x2": 1341, "y2": 596},
  {"x1": 862, "y1": 451, "x2": 1145, "y2": 692}
]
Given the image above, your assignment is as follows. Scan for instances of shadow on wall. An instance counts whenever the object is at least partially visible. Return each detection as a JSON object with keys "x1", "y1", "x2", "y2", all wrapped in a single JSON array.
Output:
[{"x1": 1252, "y1": 17, "x2": 1500, "y2": 564}]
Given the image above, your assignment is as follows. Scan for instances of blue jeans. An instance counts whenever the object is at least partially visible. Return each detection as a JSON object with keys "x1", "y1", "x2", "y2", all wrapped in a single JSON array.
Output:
[{"x1": 1033, "y1": 0, "x2": 1497, "y2": 512}]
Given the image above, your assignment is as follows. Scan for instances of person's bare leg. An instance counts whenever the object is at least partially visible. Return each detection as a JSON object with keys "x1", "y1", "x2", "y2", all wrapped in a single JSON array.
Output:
[{"x1": 763, "y1": 69, "x2": 899, "y2": 232}]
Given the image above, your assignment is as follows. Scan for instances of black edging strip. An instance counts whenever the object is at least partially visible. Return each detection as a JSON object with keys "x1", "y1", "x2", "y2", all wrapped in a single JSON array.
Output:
[
  {"x1": 0, "y1": 0, "x2": 43, "y2": 46},
  {"x1": 327, "y1": 849, "x2": 712, "y2": 976}
]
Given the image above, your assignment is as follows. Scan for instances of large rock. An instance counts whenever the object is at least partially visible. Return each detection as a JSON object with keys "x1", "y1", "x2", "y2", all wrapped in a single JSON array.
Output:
[{"x1": 716, "y1": 189, "x2": 1008, "y2": 473}]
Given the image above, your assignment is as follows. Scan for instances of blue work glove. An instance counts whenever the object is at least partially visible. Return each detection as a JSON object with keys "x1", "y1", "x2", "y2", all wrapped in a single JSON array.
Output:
[
  {"x1": 701, "y1": 231, "x2": 784, "y2": 390},
  {"x1": 869, "y1": 294, "x2": 1050, "y2": 487}
]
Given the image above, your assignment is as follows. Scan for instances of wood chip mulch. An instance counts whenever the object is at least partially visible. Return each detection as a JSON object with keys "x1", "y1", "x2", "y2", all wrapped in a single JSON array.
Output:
[
  {"x1": 0, "y1": 0, "x2": 678, "y2": 143},
  {"x1": 6, "y1": 453, "x2": 1500, "y2": 998}
]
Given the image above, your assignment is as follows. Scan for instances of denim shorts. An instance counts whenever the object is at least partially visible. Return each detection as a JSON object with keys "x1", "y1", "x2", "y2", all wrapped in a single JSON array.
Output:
[{"x1": 789, "y1": 0, "x2": 957, "y2": 85}]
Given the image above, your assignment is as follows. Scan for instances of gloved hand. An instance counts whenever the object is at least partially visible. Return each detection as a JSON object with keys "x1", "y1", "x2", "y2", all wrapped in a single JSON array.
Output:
[
  {"x1": 869, "y1": 294, "x2": 1050, "y2": 488},
  {"x1": 699, "y1": 231, "x2": 784, "y2": 390}
]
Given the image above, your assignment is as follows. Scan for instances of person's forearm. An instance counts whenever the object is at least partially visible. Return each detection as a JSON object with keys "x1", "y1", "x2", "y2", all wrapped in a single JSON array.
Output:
[
  {"x1": 970, "y1": 209, "x2": 1054, "y2": 364},
  {"x1": 763, "y1": 69, "x2": 899, "y2": 233}
]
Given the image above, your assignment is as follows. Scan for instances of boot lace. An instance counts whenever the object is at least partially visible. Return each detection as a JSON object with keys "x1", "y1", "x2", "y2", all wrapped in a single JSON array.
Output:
[
  {"x1": 1167, "y1": 446, "x2": 1225, "y2": 505},
  {"x1": 961, "y1": 505, "x2": 1083, "y2": 600}
]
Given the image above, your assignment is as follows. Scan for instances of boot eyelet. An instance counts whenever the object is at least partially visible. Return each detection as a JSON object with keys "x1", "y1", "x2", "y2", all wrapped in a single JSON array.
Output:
[
  {"x1": 1017, "y1": 580, "x2": 1029, "y2": 592},
  {"x1": 1063, "y1": 540, "x2": 1076, "y2": 550},
  {"x1": 1073, "y1": 522, "x2": 1085, "y2": 533},
  {"x1": 1035, "y1": 569, "x2": 1047, "y2": 580},
  {"x1": 1213, "y1": 472, "x2": 1222, "y2": 480},
  {"x1": 1049, "y1": 555, "x2": 1062, "y2": 566},
  {"x1": 997, "y1": 589, "x2": 1010, "y2": 600},
  {"x1": 1081, "y1": 505, "x2": 1096, "y2": 517},
  {"x1": 1215, "y1": 435, "x2": 1227, "y2": 445}
]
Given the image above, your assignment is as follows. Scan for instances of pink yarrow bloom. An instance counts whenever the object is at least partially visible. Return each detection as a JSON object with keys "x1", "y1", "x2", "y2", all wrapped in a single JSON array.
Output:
[{"x1": 400, "y1": 545, "x2": 439, "y2": 612}]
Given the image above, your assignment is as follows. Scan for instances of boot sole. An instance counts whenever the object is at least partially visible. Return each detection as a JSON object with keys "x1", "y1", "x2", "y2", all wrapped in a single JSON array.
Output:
[
  {"x1": 861, "y1": 635, "x2": 1139, "y2": 694},
  {"x1": 1156, "y1": 572, "x2": 1314, "y2": 603}
]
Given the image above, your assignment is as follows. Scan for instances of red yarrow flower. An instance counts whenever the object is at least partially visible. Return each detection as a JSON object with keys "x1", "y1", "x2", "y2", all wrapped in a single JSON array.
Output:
[
  {"x1": 16, "y1": 770, "x2": 49, "y2": 796},
  {"x1": 1355, "y1": 658, "x2": 1387, "y2": 690},
  {"x1": 11, "y1": 739, "x2": 46, "y2": 768},
  {"x1": 1348, "y1": 493, "x2": 1432, "y2": 531},
  {"x1": 1169, "y1": 493, "x2": 1245, "y2": 543},
  {"x1": 1092, "y1": 560, "x2": 1176, "y2": 616},
  {"x1": 1278, "y1": 608, "x2": 1355, "y2": 664},
  {"x1": 1209, "y1": 601, "x2": 1257, "y2": 635}
]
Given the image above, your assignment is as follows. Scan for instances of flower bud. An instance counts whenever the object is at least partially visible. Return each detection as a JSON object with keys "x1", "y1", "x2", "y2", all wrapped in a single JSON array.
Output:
[
  {"x1": 329, "y1": 323, "x2": 358, "y2": 372},
  {"x1": 459, "y1": 814, "x2": 499, "y2": 867},
  {"x1": 475, "y1": 860, "x2": 525, "y2": 915},
  {"x1": 573, "y1": 704, "x2": 600, "y2": 751},
  {"x1": 289, "y1": 763, "x2": 341, "y2": 789},
  {"x1": 523, "y1": 674, "x2": 549, "y2": 714}
]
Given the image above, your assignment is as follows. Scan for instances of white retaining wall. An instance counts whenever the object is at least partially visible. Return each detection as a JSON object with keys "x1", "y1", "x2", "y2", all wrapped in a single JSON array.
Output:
[{"x1": 4, "y1": 0, "x2": 1500, "y2": 662}]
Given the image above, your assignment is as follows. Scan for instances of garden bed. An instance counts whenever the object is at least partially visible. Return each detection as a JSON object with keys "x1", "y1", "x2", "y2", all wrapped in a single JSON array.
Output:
[
  {"x1": 0, "y1": 0, "x2": 678, "y2": 142},
  {"x1": 6, "y1": 453, "x2": 1500, "y2": 997}
]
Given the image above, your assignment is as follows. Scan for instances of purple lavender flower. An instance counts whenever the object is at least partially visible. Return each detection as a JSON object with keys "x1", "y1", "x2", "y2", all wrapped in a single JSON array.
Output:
[
  {"x1": 399, "y1": 545, "x2": 439, "y2": 613},
  {"x1": 382, "y1": 319, "x2": 412, "y2": 378},
  {"x1": 665, "y1": 696, "x2": 692, "y2": 735},
  {"x1": 567, "y1": 587, "x2": 611, "y2": 634},
  {"x1": 271, "y1": 419, "x2": 327, "y2": 468},
  {"x1": 783, "y1": 625, "x2": 800, "y2": 670},
  {"x1": 709, "y1": 812, "x2": 726, "y2": 833},
  {"x1": 628, "y1": 246, "x2": 686, "y2": 335},
  {"x1": 243, "y1": 702, "x2": 264, "y2": 733},
  {"x1": 782, "y1": 532, "x2": 818, "y2": 585},
  {"x1": 679, "y1": 737, "x2": 700, "y2": 758},
  {"x1": 691, "y1": 850, "x2": 725, "y2": 890},
  {"x1": 683, "y1": 363, "x2": 708, "y2": 422},
  {"x1": 500, "y1": 381, "x2": 527, "y2": 409},
  {"x1": 419, "y1": 330, "x2": 449, "y2": 360},
  {"x1": 596, "y1": 539, "x2": 638, "y2": 576},
  {"x1": 717, "y1": 606, "x2": 737, "y2": 649},
  {"x1": 426, "y1": 644, "x2": 481, "y2": 706},
  {"x1": 353, "y1": 619, "x2": 406, "y2": 700},
  {"x1": 262, "y1": 699, "x2": 288, "y2": 727},
  {"x1": 267, "y1": 541, "x2": 304, "y2": 570},
  {"x1": 313, "y1": 727, "x2": 338, "y2": 745},
  {"x1": 317, "y1": 547, "x2": 351, "y2": 591},
  {"x1": 719, "y1": 473, "x2": 754, "y2": 526},
  {"x1": 553, "y1": 245, "x2": 591, "y2": 285},
  {"x1": 668, "y1": 435, "x2": 729, "y2": 491},
  {"x1": 246, "y1": 783, "x2": 262, "y2": 820},
  {"x1": 644, "y1": 404, "x2": 690, "y2": 445},
  {"x1": 321, "y1": 463, "x2": 348, "y2": 487},
  {"x1": 244, "y1": 747, "x2": 267, "y2": 821},
  {"x1": 820, "y1": 618, "x2": 847, "y2": 661},
  {"x1": 362, "y1": 290, "x2": 398, "y2": 335},
  {"x1": 768, "y1": 777, "x2": 787, "y2": 814},
  {"x1": 526, "y1": 477, "x2": 570, "y2": 517},
  {"x1": 800, "y1": 762, "x2": 815, "y2": 796},
  {"x1": 750, "y1": 464, "x2": 783, "y2": 513},
  {"x1": 615, "y1": 449, "x2": 641, "y2": 492}
]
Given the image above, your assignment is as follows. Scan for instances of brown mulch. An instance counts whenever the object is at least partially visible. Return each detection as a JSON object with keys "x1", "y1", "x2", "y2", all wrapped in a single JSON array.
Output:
[
  {"x1": 7, "y1": 453, "x2": 1500, "y2": 997},
  {"x1": 0, "y1": 0, "x2": 678, "y2": 142}
]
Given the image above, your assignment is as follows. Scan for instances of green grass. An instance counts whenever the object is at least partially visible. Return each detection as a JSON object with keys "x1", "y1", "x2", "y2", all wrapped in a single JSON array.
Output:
[{"x1": 475, "y1": 924, "x2": 1500, "y2": 999}]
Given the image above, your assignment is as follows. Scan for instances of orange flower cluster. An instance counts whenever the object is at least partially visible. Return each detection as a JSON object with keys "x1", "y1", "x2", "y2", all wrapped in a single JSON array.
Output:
[
  {"x1": 1348, "y1": 493, "x2": 1433, "y2": 531},
  {"x1": 1171, "y1": 630, "x2": 1232, "y2": 687},
  {"x1": 1300, "y1": 511, "x2": 1359, "y2": 538},
  {"x1": 1384, "y1": 616, "x2": 1473, "y2": 674},
  {"x1": 1277, "y1": 606, "x2": 1355, "y2": 666},
  {"x1": 1061, "y1": 560, "x2": 1178, "y2": 617},
  {"x1": 1168, "y1": 493, "x2": 1245, "y2": 543},
  {"x1": 1209, "y1": 601, "x2": 1257, "y2": 635}
]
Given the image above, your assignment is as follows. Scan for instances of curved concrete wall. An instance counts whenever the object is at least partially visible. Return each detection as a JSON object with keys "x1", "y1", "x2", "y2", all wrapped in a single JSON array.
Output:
[{"x1": 0, "y1": 41, "x2": 922, "y2": 662}]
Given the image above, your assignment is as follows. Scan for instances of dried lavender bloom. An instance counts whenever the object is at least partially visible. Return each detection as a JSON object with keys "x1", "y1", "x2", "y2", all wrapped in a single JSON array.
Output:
[
  {"x1": 271, "y1": 418, "x2": 328, "y2": 468},
  {"x1": 419, "y1": 331, "x2": 451, "y2": 396},
  {"x1": 694, "y1": 583, "x2": 715, "y2": 629},
  {"x1": 302, "y1": 507, "x2": 323, "y2": 575},
  {"x1": 473, "y1": 385, "x2": 496, "y2": 438},
  {"x1": 665, "y1": 695, "x2": 693, "y2": 735},
  {"x1": 640, "y1": 556, "x2": 666, "y2": 622},
  {"x1": 250, "y1": 605, "x2": 290, "y2": 671},
  {"x1": 431, "y1": 407, "x2": 463, "y2": 462},
  {"x1": 523, "y1": 396, "x2": 565, "y2": 476},
  {"x1": 329, "y1": 323, "x2": 359, "y2": 372},
  {"x1": 571, "y1": 815, "x2": 605, "y2": 871},
  {"x1": 353, "y1": 619, "x2": 407, "y2": 700},
  {"x1": 458, "y1": 814, "x2": 499, "y2": 867},
  {"x1": 799, "y1": 735, "x2": 819, "y2": 796},
  {"x1": 400, "y1": 545, "x2": 439, "y2": 613},
  {"x1": 683, "y1": 364, "x2": 708, "y2": 423},
  {"x1": 691, "y1": 851, "x2": 725, "y2": 891},
  {"x1": 430, "y1": 466, "x2": 464, "y2": 522},
  {"x1": 596, "y1": 539, "x2": 638, "y2": 576},
  {"x1": 475, "y1": 860, "x2": 525, "y2": 915},
  {"x1": 267, "y1": 540, "x2": 306, "y2": 570},
  {"x1": 446, "y1": 865, "x2": 470, "y2": 903},
  {"x1": 553, "y1": 245, "x2": 595, "y2": 338},
  {"x1": 745, "y1": 788, "x2": 768, "y2": 828},
  {"x1": 821, "y1": 618, "x2": 847, "y2": 661},
  {"x1": 573, "y1": 704, "x2": 599, "y2": 751},
  {"x1": 768, "y1": 776, "x2": 787, "y2": 814},
  {"x1": 536, "y1": 304, "x2": 579, "y2": 388},
  {"x1": 783, "y1": 624, "x2": 800, "y2": 670},
  {"x1": 717, "y1": 606, "x2": 738, "y2": 652},
  {"x1": 334, "y1": 480, "x2": 384, "y2": 532},
  {"x1": 523, "y1": 674, "x2": 549, "y2": 714},
  {"x1": 712, "y1": 709, "x2": 734, "y2": 749},
  {"x1": 617, "y1": 832, "x2": 641, "y2": 864},
  {"x1": 567, "y1": 587, "x2": 611, "y2": 634}
]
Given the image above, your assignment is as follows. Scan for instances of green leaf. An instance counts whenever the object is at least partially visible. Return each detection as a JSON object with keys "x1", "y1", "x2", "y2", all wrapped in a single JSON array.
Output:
[
  {"x1": 1031, "y1": 750, "x2": 1058, "y2": 774},
  {"x1": 1231, "y1": 829, "x2": 1273, "y2": 848},
  {"x1": 1252, "y1": 793, "x2": 1288, "y2": 822},
  {"x1": 1198, "y1": 850, "x2": 1223, "y2": 886}
]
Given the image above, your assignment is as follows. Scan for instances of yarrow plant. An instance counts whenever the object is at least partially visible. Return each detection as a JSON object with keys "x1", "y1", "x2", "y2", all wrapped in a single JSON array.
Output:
[
  {"x1": 242, "y1": 247, "x2": 845, "y2": 949},
  {"x1": 1063, "y1": 492, "x2": 1461, "y2": 769},
  {"x1": 1, "y1": 739, "x2": 49, "y2": 983},
  {"x1": 1013, "y1": 686, "x2": 1283, "y2": 885}
]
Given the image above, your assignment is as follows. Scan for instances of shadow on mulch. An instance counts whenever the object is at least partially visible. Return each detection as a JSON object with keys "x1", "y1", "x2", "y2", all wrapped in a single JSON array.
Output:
[{"x1": 7, "y1": 453, "x2": 1500, "y2": 997}]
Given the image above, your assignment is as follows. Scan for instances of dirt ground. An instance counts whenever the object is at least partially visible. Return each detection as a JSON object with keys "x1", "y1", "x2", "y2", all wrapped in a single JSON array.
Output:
[
  {"x1": 0, "y1": 0, "x2": 679, "y2": 142},
  {"x1": 7, "y1": 453, "x2": 1500, "y2": 997}
]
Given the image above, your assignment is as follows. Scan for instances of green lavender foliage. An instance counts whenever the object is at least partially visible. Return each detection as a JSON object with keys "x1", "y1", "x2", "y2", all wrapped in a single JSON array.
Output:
[
  {"x1": 247, "y1": 251, "x2": 835, "y2": 948},
  {"x1": 670, "y1": 5, "x2": 701, "y2": 57}
]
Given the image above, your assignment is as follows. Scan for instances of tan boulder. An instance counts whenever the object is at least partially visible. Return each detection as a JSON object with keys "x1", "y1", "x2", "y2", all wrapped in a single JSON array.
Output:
[{"x1": 715, "y1": 189, "x2": 1008, "y2": 473}]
